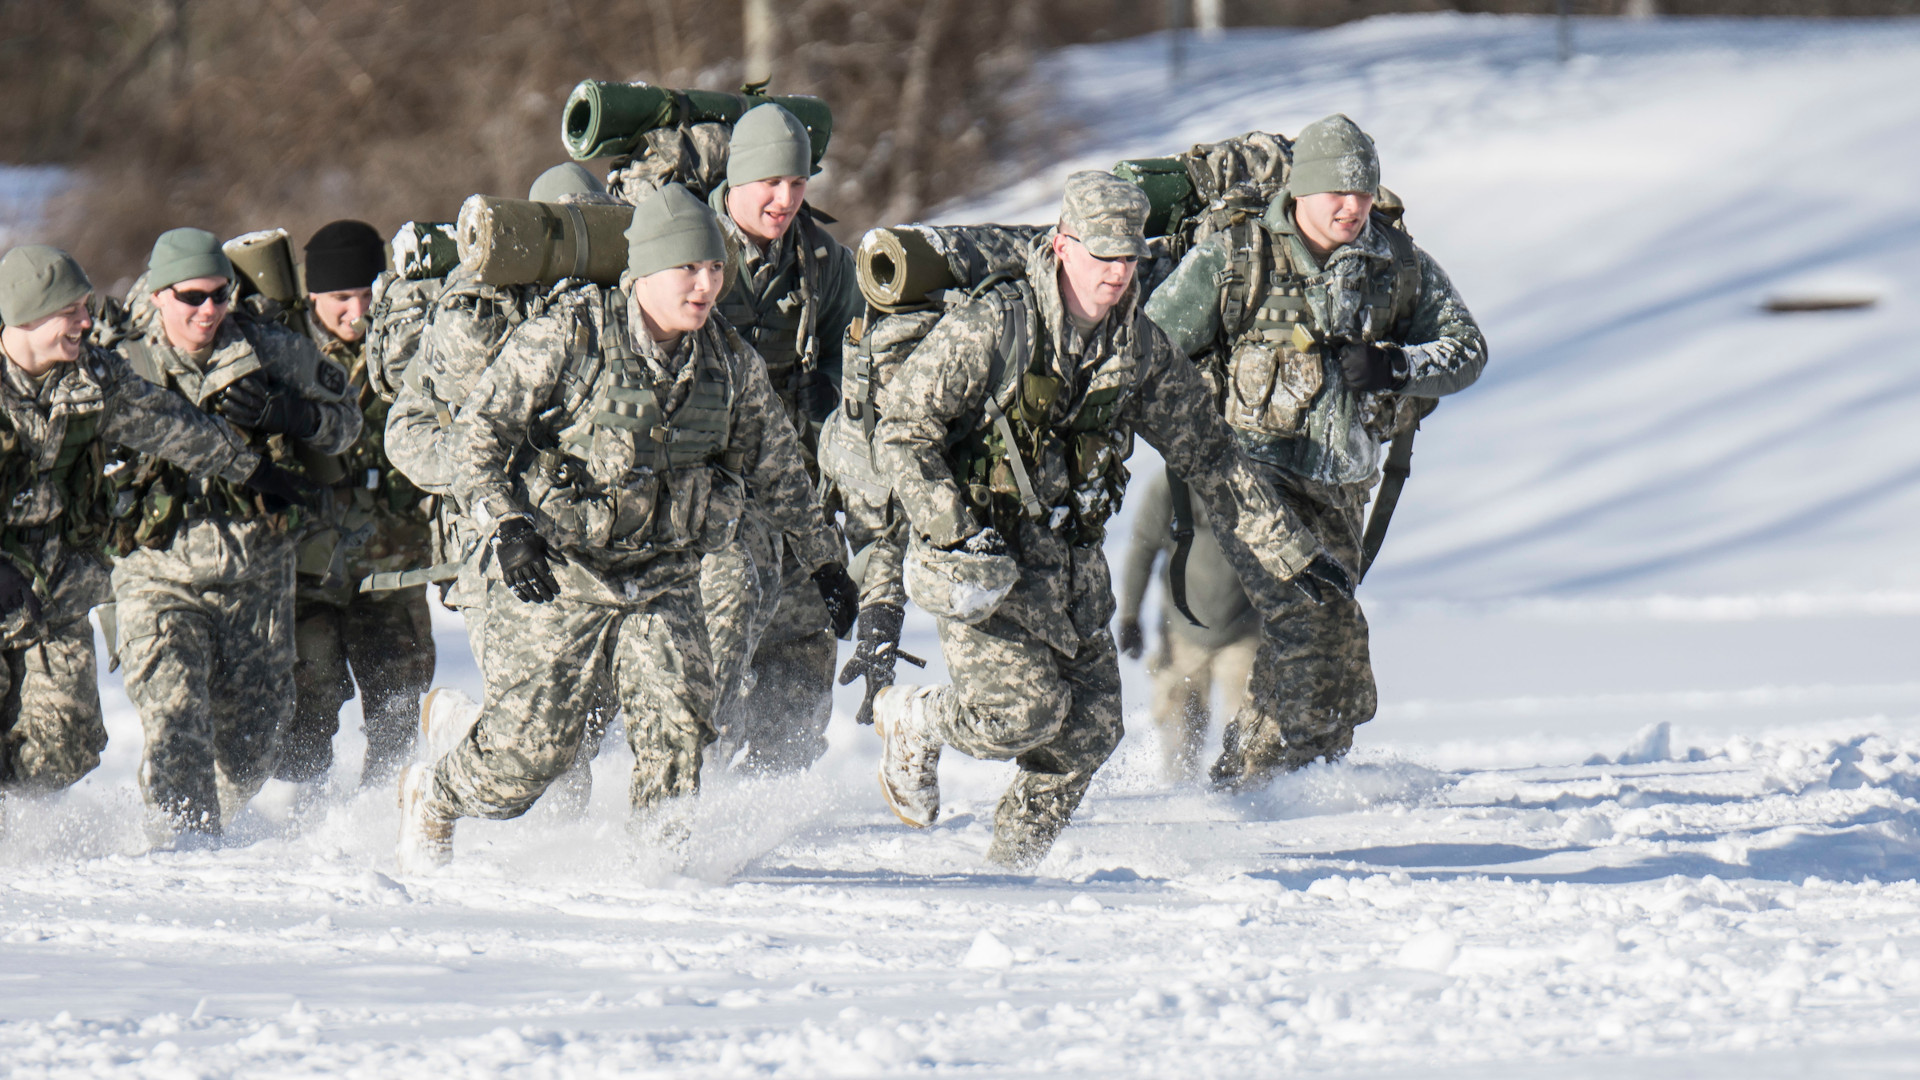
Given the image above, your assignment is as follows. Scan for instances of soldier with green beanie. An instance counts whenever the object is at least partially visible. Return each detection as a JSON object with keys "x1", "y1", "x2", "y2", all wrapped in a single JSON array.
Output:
[
  {"x1": 108, "y1": 226, "x2": 360, "y2": 844},
  {"x1": 396, "y1": 184, "x2": 857, "y2": 871},
  {"x1": 272, "y1": 219, "x2": 437, "y2": 788},
  {"x1": 0, "y1": 245, "x2": 307, "y2": 821},
  {"x1": 699, "y1": 101, "x2": 861, "y2": 777},
  {"x1": 1144, "y1": 113, "x2": 1486, "y2": 790}
]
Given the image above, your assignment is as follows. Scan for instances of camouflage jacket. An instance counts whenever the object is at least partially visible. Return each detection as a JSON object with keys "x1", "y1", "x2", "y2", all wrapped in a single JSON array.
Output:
[
  {"x1": 873, "y1": 233, "x2": 1321, "y2": 656},
  {"x1": 711, "y1": 189, "x2": 861, "y2": 441},
  {"x1": 1145, "y1": 200, "x2": 1485, "y2": 493},
  {"x1": 0, "y1": 344, "x2": 260, "y2": 641},
  {"x1": 452, "y1": 284, "x2": 839, "y2": 604}
]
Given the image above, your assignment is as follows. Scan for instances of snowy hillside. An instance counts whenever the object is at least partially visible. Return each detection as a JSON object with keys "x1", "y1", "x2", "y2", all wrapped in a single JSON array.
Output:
[{"x1": 8, "y1": 15, "x2": 1920, "y2": 1077}]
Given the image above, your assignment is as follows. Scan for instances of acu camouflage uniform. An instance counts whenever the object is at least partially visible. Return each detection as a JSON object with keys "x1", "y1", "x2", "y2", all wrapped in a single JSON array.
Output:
[
  {"x1": 699, "y1": 189, "x2": 859, "y2": 774},
  {"x1": 434, "y1": 284, "x2": 838, "y2": 825},
  {"x1": 1145, "y1": 194, "x2": 1485, "y2": 787},
  {"x1": 279, "y1": 312, "x2": 435, "y2": 785},
  {"x1": 874, "y1": 231, "x2": 1322, "y2": 867},
  {"x1": 0, "y1": 343, "x2": 259, "y2": 794},
  {"x1": 111, "y1": 309, "x2": 360, "y2": 835}
]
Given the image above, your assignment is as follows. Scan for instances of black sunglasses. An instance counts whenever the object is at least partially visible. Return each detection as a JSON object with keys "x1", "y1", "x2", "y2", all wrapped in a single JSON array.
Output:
[{"x1": 170, "y1": 284, "x2": 232, "y2": 308}]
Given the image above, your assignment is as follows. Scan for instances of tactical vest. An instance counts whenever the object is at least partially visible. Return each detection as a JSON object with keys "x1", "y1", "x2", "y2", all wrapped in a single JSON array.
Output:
[
  {"x1": 118, "y1": 327, "x2": 301, "y2": 548},
  {"x1": 0, "y1": 410, "x2": 119, "y2": 570},
  {"x1": 1214, "y1": 209, "x2": 1421, "y2": 486},
  {"x1": 718, "y1": 213, "x2": 829, "y2": 443}
]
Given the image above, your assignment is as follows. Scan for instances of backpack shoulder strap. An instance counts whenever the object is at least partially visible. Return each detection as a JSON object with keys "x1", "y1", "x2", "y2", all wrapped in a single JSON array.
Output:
[
  {"x1": 1375, "y1": 213, "x2": 1421, "y2": 334},
  {"x1": 121, "y1": 336, "x2": 166, "y2": 388}
]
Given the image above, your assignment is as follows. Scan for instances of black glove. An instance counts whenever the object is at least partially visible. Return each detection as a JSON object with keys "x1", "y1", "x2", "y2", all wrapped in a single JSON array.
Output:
[
  {"x1": 1291, "y1": 553, "x2": 1355, "y2": 606},
  {"x1": 213, "y1": 375, "x2": 322, "y2": 440},
  {"x1": 240, "y1": 459, "x2": 325, "y2": 514},
  {"x1": 947, "y1": 526, "x2": 1008, "y2": 557},
  {"x1": 0, "y1": 560, "x2": 43, "y2": 626},
  {"x1": 1117, "y1": 617, "x2": 1144, "y2": 659},
  {"x1": 812, "y1": 562, "x2": 861, "y2": 639},
  {"x1": 494, "y1": 518, "x2": 563, "y2": 604},
  {"x1": 838, "y1": 603, "x2": 906, "y2": 725},
  {"x1": 1338, "y1": 342, "x2": 1408, "y2": 393}
]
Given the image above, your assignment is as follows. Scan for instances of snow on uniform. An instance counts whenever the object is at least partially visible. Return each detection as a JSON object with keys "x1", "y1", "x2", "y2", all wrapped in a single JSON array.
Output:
[
  {"x1": 0, "y1": 343, "x2": 260, "y2": 793},
  {"x1": 433, "y1": 282, "x2": 841, "y2": 824},
  {"x1": 111, "y1": 308, "x2": 360, "y2": 836},
  {"x1": 696, "y1": 178, "x2": 861, "y2": 773},
  {"x1": 278, "y1": 309, "x2": 435, "y2": 786},
  {"x1": 1116, "y1": 467, "x2": 1261, "y2": 782},
  {"x1": 873, "y1": 178, "x2": 1323, "y2": 868},
  {"x1": 1144, "y1": 115, "x2": 1486, "y2": 787}
]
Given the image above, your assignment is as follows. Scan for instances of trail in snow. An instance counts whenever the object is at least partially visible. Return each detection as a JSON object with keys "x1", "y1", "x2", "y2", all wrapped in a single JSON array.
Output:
[{"x1": 6, "y1": 14, "x2": 1920, "y2": 1077}]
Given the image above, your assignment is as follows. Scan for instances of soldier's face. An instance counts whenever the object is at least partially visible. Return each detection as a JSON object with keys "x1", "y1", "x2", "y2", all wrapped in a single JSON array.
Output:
[
  {"x1": 0, "y1": 296, "x2": 92, "y2": 375},
  {"x1": 1052, "y1": 232, "x2": 1138, "y2": 323},
  {"x1": 310, "y1": 287, "x2": 374, "y2": 343},
  {"x1": 631, "y1": 261, "x2": 727, "y2": 338},
  {"x1": 154, "y1": 275, "x2": 232, "y2": 354},
  {"x1": 725, "y1": 176, "x2": 808, "y2": 247},
  {"x1": 1294, "y1": 191, "x2": 1375, "y2": 254}
]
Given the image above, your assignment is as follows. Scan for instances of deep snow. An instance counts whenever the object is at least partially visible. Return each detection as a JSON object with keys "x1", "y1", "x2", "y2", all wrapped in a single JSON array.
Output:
[{"x1": 7, "y1": 14, "x2": 1920, "y2": 1077}]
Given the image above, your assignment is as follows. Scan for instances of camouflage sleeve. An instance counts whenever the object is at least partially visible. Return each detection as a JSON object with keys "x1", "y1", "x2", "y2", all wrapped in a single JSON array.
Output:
[
  {"x1": 841, "y1": 489, "x2": 908, "y2": 610},
  {"x1": 811, "y1": 232, "x2": 862, "y2": 410},
  {"x1": 254, "y1": 320, "x2": 362, "y2": 455},
  {"x1": 91, "y1": 348, "x2": 260, "y2": 484},
  {"x1": 384, "y1": 375, "x2": 453, "y2": 494},
  {"x1": 1397, "y1": 245, "x2": 1486, "y2": 399},
  {"x1": 1123, "y1": 318, "x2": 1320, "y2": 619},
  {"x1": 1141, "y1": 232, "x2": 1231, "y2": 358},
  {"x1": 1117, "y1": 468, "x2": 1172, "y2": 624},
  {"x1": 727, "y1": 339, "x2": 842, "y2": 571},
  {"x1": 871, "y1": 301, "x2": 1002, "y2": 549},
  {"x1": 449, "y1": 302, "x2": 575, "y2": 527}
]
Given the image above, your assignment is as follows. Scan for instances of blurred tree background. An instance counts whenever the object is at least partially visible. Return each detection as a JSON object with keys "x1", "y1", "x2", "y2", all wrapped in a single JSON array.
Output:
[{"x1": 1, "y1": 0, "x2": 1913, "y2": 287}]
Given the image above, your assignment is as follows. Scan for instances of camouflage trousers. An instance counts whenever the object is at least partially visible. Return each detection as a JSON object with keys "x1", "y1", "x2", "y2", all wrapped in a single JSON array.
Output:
[
  {"x1": 429, "y1": 576, "x2": 714, "y2": 822},
  {"x1": 114, "y1": 547, "x2": 296, "y2": 835},
  {"x1": 917, "y1": 600, "x2": 1125, "y2": 869},
  {"x1": 1149, "y1": 627, "x2": 1258, "y2": 784},
  {"x1": 278, "y1": 585, "x2": 436, "y2": 786},
  {"x1": 1210, "y1": 477, "x2": 1376, "y2": 790},
  {"x1": 702, "y1": 525, "x2": 835, "y2": 774},
  {"x1": 0, "y1": 616, "x2": 107, "y2": 792}
]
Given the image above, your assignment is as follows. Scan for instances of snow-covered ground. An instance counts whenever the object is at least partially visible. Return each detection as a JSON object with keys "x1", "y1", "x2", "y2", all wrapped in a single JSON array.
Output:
[{"x1": 8, "y1": 14, "x2": 1920, "y2": 1076}]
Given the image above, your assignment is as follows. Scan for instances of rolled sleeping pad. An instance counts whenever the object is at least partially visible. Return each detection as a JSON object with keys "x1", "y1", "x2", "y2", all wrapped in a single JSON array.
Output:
[
  {"x1": 456, "y1": 195, "x2": 633, "y2": 287},
  {"x1": 390, "y1": 221, "x2": 461, "y2": 281},
  {"x1": 855, "y1": 224, "x2": 1047, "y2": 311},
  {"x1": 1111, "y1": 157, "x2": 1195, "y2": 239},
  {"x1": 223, "y1": 229, "x2": 300, "y2": 304},
  {"x1": 563, "y1": 80, "x2": 833, "y2": 165}
]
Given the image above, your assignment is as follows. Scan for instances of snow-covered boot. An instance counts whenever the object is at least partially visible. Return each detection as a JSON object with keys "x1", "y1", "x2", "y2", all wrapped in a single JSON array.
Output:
[
  {"x1": 418, "y1": 686, "x2": 481, "y2": 765},
  {"x1": 872, "y1": 683, "x2": 943, "y2": 828},
  {"x1": 396, "y1": 763, "x2": 454, "y2": 872}
]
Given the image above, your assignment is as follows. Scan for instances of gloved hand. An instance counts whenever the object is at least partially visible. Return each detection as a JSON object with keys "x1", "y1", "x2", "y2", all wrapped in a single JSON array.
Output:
[
  {"x1": 494, "y1": 518, "x2": 563, "y2": 603},
  {"x1": 1338, "y1": 342, "x2": 1408, "y2": 393},
  {"x1": 213, "y1": 375, "x2": 322, "y2": 440},
  {"x1": 1290, "y1": 553, "x2": 1355, "y2": 606},
  {"x1": 240, "y1": 459, "x2": 325, "y2": 514},
  {"x1": 946, "y1": 526, "x2": 1008, "y2": 557},
  {"x1": 1117, "y1": 617, "x2": 1144, "y2": 659},
  {"x1": 812, "y1": 562, "x2": 861, "y2": 639},
  {"x1": 838, "y1": 603, "x2": 906, "y2": 725},
  {"x1": 0, "y1": 560, "x2": 43, "y2": 626}
]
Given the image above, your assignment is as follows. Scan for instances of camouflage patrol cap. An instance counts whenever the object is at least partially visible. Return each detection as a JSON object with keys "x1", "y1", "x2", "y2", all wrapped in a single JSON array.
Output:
[
  {"x1": 727, "y1": 103, "x2": 816, "y2": 186},
  {"x1": 147, "y1": 227, "x2": 233, "y2": 293},
  {"x1": 528, "y1": 162, "x2": 605, "y2": 203},
  {"x1": 1287, "y1": 114, "x2": 1380, "y2": 198},
  {"x1": 0, "y1": 245, "x2": 92, "y2": 327},
  {"x1": 1060, "y1": 171, "x2": 1150, "y2": 260},
  {"x1": 625, "y1": 182, "x2": 728, "y2": 279}
]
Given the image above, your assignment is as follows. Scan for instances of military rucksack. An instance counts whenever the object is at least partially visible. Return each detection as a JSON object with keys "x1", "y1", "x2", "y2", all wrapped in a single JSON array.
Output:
[{"x1": 363, "y1": 221, "x2": 461, "y2": 403}]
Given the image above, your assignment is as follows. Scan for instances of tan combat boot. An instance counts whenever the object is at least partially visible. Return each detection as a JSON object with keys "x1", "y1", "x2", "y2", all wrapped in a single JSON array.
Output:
[
  {"x1": 396, "y1": 763, "x2": 454, "y2": 872},
  {"x1": 418, "y1": 686, "x2": 481, "y2": 764},
  {"x1": 872, "y1": 684, "x2": 942, "y2": 828}
]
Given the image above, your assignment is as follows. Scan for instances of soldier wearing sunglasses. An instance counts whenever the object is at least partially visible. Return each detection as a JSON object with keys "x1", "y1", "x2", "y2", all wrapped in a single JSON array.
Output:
[{"x1": 107, "y1": 227, "x2": 360, "y2": 846}]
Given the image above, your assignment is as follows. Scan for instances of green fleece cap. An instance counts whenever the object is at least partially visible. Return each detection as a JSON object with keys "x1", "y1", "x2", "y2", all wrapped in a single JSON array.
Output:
[
  {"x1": 726, "y1": 103, "x2": 815, "y2": 186},
  {"x1": 146, "y1": 227, "x2": 234, "y2": 293},
  {"x1": 528, "y1": 162, "x2": 605, "y2": 203},
  {"x1": 625, "y1": 183, "x2": 728, "y2": 279},
  {"x1": 0, "y1": 245, "x2": 92, "y2": 327},
  {"x1": 1286, "y1": 114, "x2": 1380, "y2": 198}
]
